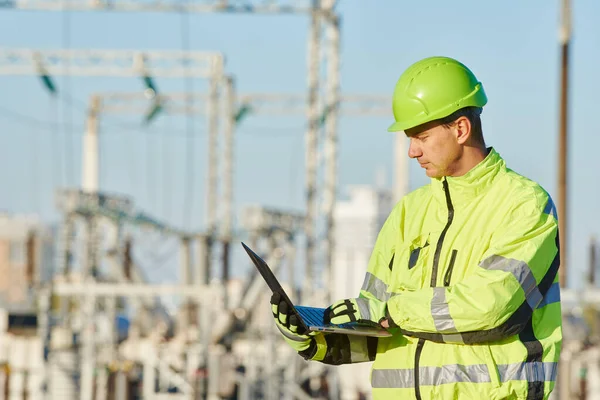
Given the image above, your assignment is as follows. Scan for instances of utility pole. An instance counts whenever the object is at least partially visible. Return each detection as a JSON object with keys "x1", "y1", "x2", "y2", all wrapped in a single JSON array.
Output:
[
  {"x1": 305, "y1": 0, "x2": 322, "y2": 301},
  {"x1": 222, "y1": 77, "x2": 236, "y2": 295},
  {"x1": 558, "y1": 0, "x2": 571, "y2": 288},
  {"x1": 557, "y1": 4, "x2": 572, "y2": 400},
  {"x1": 207, "y1": 75, "x2": 220, "y2": 243},
  {"x1": 589, "y1": 236, "x2": 597, "y2": 287},
  {"x1": 83, "y1": 95, "x2": 101, "y2": 193},
  {"x1": 322, "y1": 4, "x2": 341, "y2": 299}
]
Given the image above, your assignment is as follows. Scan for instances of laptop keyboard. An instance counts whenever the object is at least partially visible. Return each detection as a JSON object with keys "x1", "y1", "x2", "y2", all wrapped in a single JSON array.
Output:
[
  {"x1": 295, "y1": 306, "x2": 326, "y2": 326},
  {"x1": 295, "y1": 306, "x2": 353, "y2": 328}
]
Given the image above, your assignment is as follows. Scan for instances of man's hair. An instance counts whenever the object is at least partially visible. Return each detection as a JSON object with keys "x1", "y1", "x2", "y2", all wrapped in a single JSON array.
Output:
[{"x1": 438, "y1": 106, "x2": 485, "y2": 147}]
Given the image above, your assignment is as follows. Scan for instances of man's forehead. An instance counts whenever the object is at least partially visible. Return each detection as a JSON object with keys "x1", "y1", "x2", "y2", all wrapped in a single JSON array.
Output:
[{"x1": 404, "y1": 120, "x2": 443, "y2": 137}]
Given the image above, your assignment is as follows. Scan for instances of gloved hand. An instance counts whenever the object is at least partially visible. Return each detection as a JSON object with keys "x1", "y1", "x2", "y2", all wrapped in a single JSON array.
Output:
[
  {"x1": 271, "y1": 292, "x2": 320, "y2": 352},
  {"x1": 324, "y1": 297, "x2": 388, "y2": 327}
]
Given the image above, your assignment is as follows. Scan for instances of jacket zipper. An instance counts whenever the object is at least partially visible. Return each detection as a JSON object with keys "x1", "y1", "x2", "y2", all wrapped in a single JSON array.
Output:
[
  {"x1": 443, "y1": 250, "x2": 458, "y2": 286},
  {"x1": 414, "y1": 339, "x2": 426, "y2": 400},
  {"x1": 430, "y1": 178, "x2": 455, "y2": 287},
  {"x1": 415, "y1": 178, "x2": 455, "y2": 400}
]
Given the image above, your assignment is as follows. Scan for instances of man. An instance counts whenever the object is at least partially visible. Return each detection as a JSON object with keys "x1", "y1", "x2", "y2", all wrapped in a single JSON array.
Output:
[{"x1": 271, "y1": 56, "x2": 562, "y2": 399}]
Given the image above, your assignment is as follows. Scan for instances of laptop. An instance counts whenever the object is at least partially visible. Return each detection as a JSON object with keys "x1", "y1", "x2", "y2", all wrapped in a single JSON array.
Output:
[{"x1": 241, "y1": 242, "x2": 392, "y2": 337}]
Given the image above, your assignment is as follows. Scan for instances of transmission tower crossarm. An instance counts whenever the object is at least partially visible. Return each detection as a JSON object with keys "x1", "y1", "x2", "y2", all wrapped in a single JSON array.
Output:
[
  {"x1": 0, "y1": 48, "x2": 224, "y2": 77},
  {"x1": 92, "y1": 91, "x2": 389, "y2": 116},
  {"x1": 0, "y1": 0, "x2": 317, "y2": 13}
]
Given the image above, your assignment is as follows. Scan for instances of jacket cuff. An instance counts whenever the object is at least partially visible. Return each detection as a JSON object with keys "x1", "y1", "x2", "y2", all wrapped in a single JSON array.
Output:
[{"x1": 298, "y1": 334, "x2": 327, "y2": 361}]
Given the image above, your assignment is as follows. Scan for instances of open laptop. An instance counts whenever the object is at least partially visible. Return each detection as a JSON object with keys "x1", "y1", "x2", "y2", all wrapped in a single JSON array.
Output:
[{"x1": 241, "y1": 242, "x2": 392, "y2": 337}]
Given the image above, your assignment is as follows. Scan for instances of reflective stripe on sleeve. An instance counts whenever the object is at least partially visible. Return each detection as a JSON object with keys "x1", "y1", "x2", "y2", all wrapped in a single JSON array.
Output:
[
  {"x1": 422, "y1": 255, "x2": 557, "y2": 343},
  {"x1": 361, "y1": 272, "x2": 391, "y2": 302},
  {"x1": 430, "y1": 287, "x2": 464, "y2": 343},
  {"x1": 498, "y1": 361, "x2": 558, "y2": 383},
  {"x1": 479, "y1": 255, "x2": 544, "y2": 310},
  {"x1": 355, "y1": 297, "x2": 371, "y2": 321}
]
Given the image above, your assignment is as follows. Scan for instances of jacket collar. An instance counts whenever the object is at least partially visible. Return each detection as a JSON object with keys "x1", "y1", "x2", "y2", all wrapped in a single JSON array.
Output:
[{"x1": 431, "y1": 147, "x2": 505, "y2": 208}]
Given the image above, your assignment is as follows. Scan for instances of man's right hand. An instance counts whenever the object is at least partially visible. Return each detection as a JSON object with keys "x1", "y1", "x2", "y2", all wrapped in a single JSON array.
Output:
[{"x1": 270, "y1": 292, "x2": 321, "y2": 352}]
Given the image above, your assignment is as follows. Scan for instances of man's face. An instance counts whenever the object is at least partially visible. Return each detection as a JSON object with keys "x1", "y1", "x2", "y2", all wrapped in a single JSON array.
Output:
[{"x1": 405, "y1": 121, "x2": 461, "y2": 179}]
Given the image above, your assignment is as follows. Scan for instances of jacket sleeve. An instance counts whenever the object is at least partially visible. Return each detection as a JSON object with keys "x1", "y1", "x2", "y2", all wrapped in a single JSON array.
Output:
[
  {"x1": 386, "y1": 195, "x2": 560, "y2": 344},
  {"x1": 299, "y1": 203, "x2": 403, "y2": 364},
  {"x1": 299, "y1": 333, "x2": 379, "y2": 365}
]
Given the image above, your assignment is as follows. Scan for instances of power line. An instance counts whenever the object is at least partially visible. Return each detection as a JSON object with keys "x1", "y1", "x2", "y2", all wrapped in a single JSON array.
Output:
[
  {"x1": 0, "y1": 103, "x2": 210, "y2": 136},
  {"x1": 239, "y1": 125, "x2": 304, "y2": 136},
  {"x1": 0, "y1": 104, "x2": 80, "y2": 130},
  {"x1": 0, "y1": 92, "x2": 147, "y2": 134}
]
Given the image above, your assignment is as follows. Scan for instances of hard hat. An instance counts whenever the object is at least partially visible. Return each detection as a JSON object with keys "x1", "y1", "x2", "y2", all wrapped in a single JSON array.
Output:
[{"x1": 387, "y1": 56, "x2": 487, "y2": 132}]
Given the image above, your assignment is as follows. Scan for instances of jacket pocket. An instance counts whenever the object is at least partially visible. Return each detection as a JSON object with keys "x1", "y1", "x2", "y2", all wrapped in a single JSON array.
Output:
[
  {"x1": 408, "y1": 243, "x2": 429, "y2": 269},
  {"x1": 482, "y1": 344, "x2": 501, "y2": 388},
  {"x1": 392, "y1": 232, "x2": 432, "y2": 291},
  {"x1": 443, "y1": 249, "x2": 458, "y2": 286}
]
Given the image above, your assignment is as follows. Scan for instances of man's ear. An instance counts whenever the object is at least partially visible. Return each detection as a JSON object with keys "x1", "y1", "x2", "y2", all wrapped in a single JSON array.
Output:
[{"x1": 454, "y1": 116, "x2": 472, "y2": 145}]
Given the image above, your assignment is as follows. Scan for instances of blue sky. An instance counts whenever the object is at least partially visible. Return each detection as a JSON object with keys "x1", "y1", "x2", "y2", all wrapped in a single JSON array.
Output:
[{"x1": 0, "y1": 1, "x2": 597, "y2": 289}]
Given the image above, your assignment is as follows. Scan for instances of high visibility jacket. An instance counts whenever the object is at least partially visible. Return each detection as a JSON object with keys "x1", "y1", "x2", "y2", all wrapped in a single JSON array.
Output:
[{"x1": 303, "y1": 148, "x2": 561, "y2": 400}]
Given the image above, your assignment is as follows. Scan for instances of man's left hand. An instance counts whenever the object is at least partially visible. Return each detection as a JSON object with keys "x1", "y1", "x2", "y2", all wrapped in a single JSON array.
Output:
[{"x1": 324, "y1": 297, "x2": 388, "y2": 326}]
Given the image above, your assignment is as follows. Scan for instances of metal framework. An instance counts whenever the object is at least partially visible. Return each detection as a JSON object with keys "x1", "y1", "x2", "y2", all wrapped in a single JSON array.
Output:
[
  {"x1": 0, "y1": 4, "x2": 367, "y2": 399},
  {"x1": 0, "y1": 48, "x2": 223, "y2": 77},
  {"x1": 94, "y1": 89, "x2": 399, "y2": 302},
  {"x1": 0, "y1": 48, "x2": 227, "y2": 266},
  {"x1": 17, "y1": 0, "x2": 330, "y2": 312},
  {"x1": 50, "y1": 278, "x2": 213, "y2": 399},
  {"x1": 88, "y1": 80, "x2": 237, "y2": 282},
  {"x1": 0, "y1": 0, "x2": 319, "y2": 13},
  {"x1": 0, "y1": 47, "x2": 225, "y2": 199},
  {"x1": 0, "y1": 0, "x2": 343, "y2": 316},
  {"x1": 53, "y1": 187, "x2": 213, "y2": 400},
  {"x1": 96, "y1": 91, "x2": 389, "y2": 116},
  {"x1": 55, "y1": 188, "x2": 191, "y2": 236},
  {"x1": 0, "y1": 48, "x2": 229, "y2": 400}
]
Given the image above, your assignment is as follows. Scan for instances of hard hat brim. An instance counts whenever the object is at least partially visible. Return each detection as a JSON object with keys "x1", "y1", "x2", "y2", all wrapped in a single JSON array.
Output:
[
  {"x1": 387, "y1": 120, "x2": 409, "y2": 133},
  {"x1": 387, "y1": 86, "x2": 487, "y2": 134}
]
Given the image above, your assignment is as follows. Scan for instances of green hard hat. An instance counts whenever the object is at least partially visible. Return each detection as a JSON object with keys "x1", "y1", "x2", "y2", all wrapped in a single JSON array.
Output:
[{"x1": 387, "y1": 56, "x2": 487, "y2": 132}]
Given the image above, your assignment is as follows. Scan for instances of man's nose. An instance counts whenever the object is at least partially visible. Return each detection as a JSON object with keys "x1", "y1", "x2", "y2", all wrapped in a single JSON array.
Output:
[{"x1": 408, "y1": 138, "x2": 422, "y2": 159}]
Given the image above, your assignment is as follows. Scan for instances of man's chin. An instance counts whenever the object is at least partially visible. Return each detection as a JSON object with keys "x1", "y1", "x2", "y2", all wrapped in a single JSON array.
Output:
[{"x1": 425, "y1": 169, "x2": 438, "y2": 178}]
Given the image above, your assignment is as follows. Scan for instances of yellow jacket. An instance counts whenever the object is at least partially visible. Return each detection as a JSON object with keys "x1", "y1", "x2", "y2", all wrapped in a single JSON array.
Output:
[{"x1": 304, "y1": 148, "x2": 562, "y2": 400}]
